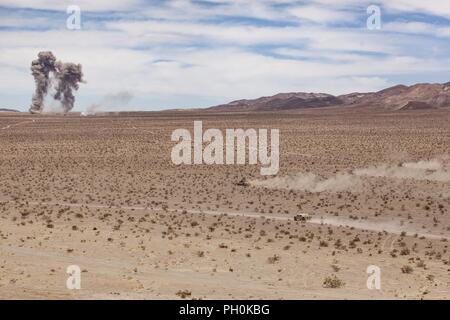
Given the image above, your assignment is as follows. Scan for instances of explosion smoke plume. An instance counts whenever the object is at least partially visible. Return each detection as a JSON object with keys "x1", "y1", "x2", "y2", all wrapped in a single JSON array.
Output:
[{"x1": 29, "y1": 51, "x2": 84, "y2": 114}]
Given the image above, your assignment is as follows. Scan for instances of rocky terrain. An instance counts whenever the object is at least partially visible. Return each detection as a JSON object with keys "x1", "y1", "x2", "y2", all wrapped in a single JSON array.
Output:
[
  {"x1": 0, "y1": 109, "x2": 449, "y2": 299},
  {"x1": 207, "y1": 82, "x2": 450, "y2": 112}
]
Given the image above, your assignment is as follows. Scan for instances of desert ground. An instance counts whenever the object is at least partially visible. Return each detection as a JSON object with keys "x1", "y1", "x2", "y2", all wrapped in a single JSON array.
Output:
[{"x1": 0, "y1": 109, "x2": 449, "y2": 299}]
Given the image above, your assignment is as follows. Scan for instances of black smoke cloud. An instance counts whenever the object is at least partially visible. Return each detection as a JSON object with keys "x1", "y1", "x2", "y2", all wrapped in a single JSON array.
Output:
[{"x1": 29, "y1": 51, "x2": 84, "y2": 114}]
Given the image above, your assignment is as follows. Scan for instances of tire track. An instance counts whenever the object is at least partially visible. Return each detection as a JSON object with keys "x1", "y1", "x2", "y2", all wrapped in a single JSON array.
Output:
[
  {"x1": 1, "y1": 119, "x2": 36, "y2": 130},
  {"x1": 5, "y1": 199, "x2": 449, "y2": 240}
]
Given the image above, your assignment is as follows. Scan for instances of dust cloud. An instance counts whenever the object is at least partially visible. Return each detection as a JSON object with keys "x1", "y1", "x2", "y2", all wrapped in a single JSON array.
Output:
[
  {"x1": 81, "y1": 91, "x2": 133, "y2": 116},
  {"x1": 251, "y1": 157, "x2": 450, "y2": 192}
]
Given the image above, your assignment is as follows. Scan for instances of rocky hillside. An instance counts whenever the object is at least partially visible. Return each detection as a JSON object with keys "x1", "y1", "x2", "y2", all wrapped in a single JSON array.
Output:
[{"x1": 207, "y1": 82, "x2": 450, "y2": 112}]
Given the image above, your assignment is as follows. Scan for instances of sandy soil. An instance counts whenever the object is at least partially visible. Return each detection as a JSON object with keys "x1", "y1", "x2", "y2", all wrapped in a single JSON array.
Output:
[{"x1": 0, "y1": 109, "x2": 449, "y2": 299}]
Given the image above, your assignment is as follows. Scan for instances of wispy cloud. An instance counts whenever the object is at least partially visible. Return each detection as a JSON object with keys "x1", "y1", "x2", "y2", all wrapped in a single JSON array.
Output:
[{"x1": 1, "y1": 0, "x2": 450, "y2": 111}]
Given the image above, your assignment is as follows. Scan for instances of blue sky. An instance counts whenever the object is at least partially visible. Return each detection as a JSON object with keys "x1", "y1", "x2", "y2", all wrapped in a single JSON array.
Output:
[{"x1": 1, "y1": 0, "x2": 450, "y2": 112}]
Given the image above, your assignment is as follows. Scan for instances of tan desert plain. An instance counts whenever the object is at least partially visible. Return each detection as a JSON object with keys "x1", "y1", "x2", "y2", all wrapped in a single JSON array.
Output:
[{"x1": 0, "y1": 99, "x2": 450, "y2": 299}]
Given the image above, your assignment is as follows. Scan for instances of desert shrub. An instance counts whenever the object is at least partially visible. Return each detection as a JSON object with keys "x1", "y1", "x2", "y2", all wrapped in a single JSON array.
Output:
[
  {"x1": 401, "y1": 265, "x2": 413, "y2": 274},
  {"x1": 267, "y1": 254, "x2": 280, "y2": 264},
  {"x1": 319, "y1": 240, "x2": 329, "y2": 247},
  {"x1": 323, "y1": 275, "x2": 345, "y2": 288},
  {"x1": 400, "y1": 248, "x2": 410, "y2": 256},
  {"x1": 176, "y1": 290, "x2": 192, "y2": 299}
]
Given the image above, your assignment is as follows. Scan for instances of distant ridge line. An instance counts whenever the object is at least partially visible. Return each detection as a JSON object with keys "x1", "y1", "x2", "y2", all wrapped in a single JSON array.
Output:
[{"x1": 206, "y1": 82, "x2": 450, "y2": 112}]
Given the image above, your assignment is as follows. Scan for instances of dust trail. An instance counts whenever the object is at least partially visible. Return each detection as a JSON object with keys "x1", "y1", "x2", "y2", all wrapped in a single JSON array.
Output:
[
  {"x1": 250, "y1": 172, "x2": 361, "y2": 193},
  {"x1": 29, "y1": 51, "x2": 84, "y2": 114},
  {"x1": 82, "y1": 91, "x2": 133, "y2": 116},
  {"x1": 251, "y1": 157, "x2": 450, "y2": 193},
  {"x1": 5, "y1": 199, "x2": 448, "y2": 240}
]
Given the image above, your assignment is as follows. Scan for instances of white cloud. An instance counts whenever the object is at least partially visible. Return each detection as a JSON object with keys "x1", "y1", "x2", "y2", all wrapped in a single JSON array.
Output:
[
  {"x1": 381, "y1": 0, "x2": 450, "y2": 19},
  {"x1": 0, "y1": 0, "x2": 143, "y2": 11},
  {"x1": 385, "y1": 22, "x2": 450, "y2": 38},
  {"x1": 1, "y1": 0, "x2": 450, "y2": 110},
  {"x1": 289, "y1": 5, "x2": 356, "y2": 24}
]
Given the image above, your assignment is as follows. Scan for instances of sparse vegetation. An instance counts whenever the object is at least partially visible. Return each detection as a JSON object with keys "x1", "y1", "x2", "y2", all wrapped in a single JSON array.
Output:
[
  {"x1": 1, "y1": 111, "x2": 449, "y2": 299},
  {"x1": 323, "y1": 275, "x2": 345, "y2": 288}
]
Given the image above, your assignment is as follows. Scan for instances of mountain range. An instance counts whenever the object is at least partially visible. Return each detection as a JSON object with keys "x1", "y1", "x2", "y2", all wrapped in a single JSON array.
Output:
[{"x1": 206, "y1": 82, "x2": 450, "y2": 112}]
